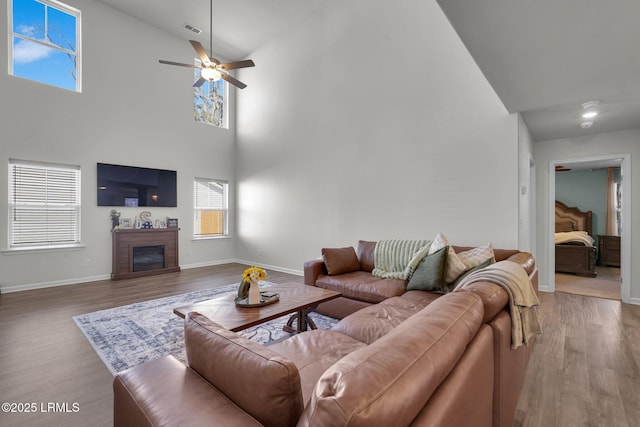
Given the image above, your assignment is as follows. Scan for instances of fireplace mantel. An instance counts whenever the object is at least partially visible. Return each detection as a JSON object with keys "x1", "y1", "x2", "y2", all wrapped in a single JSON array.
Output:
[{"x1": 111, "y1": 228, "x2": 180, "y2": 280}]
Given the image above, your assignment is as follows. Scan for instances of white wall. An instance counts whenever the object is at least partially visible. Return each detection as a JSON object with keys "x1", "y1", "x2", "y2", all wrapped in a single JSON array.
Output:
[
  {"x1": 0, "y1": 0, "x2": 237, "y2": 292},
  {"x1": 1, "y1": 0, "x2": 533, "y2": 291},
  {"x1": 518, "y1": 114, "x2": 535, "y2": 254},
  {"x1": 235, "y1": 0, "x2": 522, "y2": 272},
  {"x1": 534, "y1": 129, "x2": 639, "y2": 304}
]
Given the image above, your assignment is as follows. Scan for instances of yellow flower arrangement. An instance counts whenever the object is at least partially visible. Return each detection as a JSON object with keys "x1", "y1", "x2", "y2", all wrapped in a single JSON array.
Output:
[{"x1": 243, "y1": 266, "x2": 267, "y2": 282}]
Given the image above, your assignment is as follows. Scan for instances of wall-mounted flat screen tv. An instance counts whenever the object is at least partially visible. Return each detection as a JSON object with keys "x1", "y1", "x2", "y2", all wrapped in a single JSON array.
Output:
[{"x1": 97, "y1": 163, "x2": 177, "y2": 207}]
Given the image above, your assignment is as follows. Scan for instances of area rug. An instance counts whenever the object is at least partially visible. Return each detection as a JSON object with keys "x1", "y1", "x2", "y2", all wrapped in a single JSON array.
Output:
[{"x1": 73, "y1": 283, "x2": 338, "y2": 375}]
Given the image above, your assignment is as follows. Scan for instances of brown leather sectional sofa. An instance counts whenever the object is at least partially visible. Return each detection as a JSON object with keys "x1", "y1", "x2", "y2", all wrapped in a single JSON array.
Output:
[
  {"x1": 304, "y1": 241, "x2": 539, "y2": 427},
  {"x1": 113, "y1": 241, "x2": 538, "y2": 427}
]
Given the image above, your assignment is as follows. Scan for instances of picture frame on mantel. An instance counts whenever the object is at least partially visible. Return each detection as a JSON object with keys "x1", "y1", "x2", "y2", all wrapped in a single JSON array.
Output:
[
  {"x1": 120, "y1": 218, "x2": 132, "y2": 229},
  {"x1": 167, "y1": 218, "x2": 179, "y2": 228}
]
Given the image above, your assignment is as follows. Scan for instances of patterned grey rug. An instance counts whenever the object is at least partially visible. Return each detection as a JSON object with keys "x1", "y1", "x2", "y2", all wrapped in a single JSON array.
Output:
[{"x1": 73, "y1": 283, "x2": 337, "y2": 375}]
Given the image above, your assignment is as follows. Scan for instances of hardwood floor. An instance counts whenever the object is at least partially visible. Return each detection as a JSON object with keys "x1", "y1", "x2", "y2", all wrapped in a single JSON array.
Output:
[
  {"x1": 556, "y1": 266, "x2": 621, "y2": 300},
  {"x1": 1, "y1": 263, "x2": 639, "y2": 426},
  {"x1": 0, "y1": 263, "x2": 298, "y2": 427},
  {"x1": 514, "y1": 291, "x2": 640, "y2": 426}
]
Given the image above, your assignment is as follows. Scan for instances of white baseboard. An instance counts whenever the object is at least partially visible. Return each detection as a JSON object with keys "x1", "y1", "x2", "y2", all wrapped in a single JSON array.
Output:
[
  {"x1": 1, "y1": 260, "x2": 302, "y2": 294},
  {"x1": 180, "y1": 259, "x2": 237, "y2": 270},
  {"x1": 233, "y1": 259, "x2": 303, "y2": 277},
  {"x1": 1, "y1": 274, "x2": 111, "y2": 294},
  {"x1": 624, "y1": 296, "x2": 640, "y2": 305}
]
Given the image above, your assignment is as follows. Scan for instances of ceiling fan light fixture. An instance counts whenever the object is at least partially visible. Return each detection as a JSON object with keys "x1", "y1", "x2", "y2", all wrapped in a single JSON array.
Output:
[
  {"x1": 580, "y1": 120, "x2": 594, "y2": 129},
  {"x1": 158, "y1": 0, "x2": 254, "y2": 89},
  {"x1": 582, "y1": 101, "x2": 600, "y2": 110},
  {"x1": 200, "y1": 67, "x2": 222, "y2": 81}
]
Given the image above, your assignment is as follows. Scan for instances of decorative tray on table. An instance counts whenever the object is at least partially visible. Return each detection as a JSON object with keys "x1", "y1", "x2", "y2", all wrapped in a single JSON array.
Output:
[{"x1": 234, "y1": 291, "x2": 280, "y2": 307}]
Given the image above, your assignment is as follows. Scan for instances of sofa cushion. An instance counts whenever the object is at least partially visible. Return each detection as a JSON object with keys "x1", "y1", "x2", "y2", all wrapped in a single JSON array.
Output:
[
  {"x1": 406, "y1": 245, "x2": 448, "y2": 292},
  {"x1": 450, "y1": 257, "x2": 494, "y2": 291},
  {"x1": 331, "y1": 294, "x2": 438, "y2": 344},
  {"x1": 113, "y1": 355, "x2": 262, "y2": 427},
  {"x1": 399, "y1": 289, "x2": 443, "y2": 306},
  {"x1": 298, "y1": 292, "x2": 485, "y2": 427},
  {"x1": 457, "y1": 242, "x2": 495, "y2": 269},
  {"x1": 322, "y1": 246, "x2": 361, "y2": 275},
  {"x1": 356, "y1": 240, "x2": 376, "y2": 272},
  {"x1": 315, "y1": 271, "x2": 406, "y2": 303},
  {"x1": 185, "y1": 312, "x2": 304, "y2": 427},
  {"x1": 269, "y1": 330, "x2": 367, "y2": 403},
  {"x1": 429, "y1": 232, "x2": 468, "y2": 284}
]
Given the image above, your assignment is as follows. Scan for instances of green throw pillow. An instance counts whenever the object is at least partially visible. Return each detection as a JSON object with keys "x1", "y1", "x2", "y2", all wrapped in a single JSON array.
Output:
[
  {"x1": 407, "y1": 246, "x2": 448, "y2": 292},
  {"x1": 449, "y1": 257, "x2": 494, "y2": 291}
]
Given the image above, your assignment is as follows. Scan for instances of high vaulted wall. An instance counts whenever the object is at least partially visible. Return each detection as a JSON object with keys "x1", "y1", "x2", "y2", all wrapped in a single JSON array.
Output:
[
  {"x1": 0, "y1": 0, "x2": 236, "y2": 292},
  {"x1": 235, "y1": 0, "x2": 524, "y2": 272},
  {"x1": 1, "y1": 0, "x2": 535, "y2": 292}
]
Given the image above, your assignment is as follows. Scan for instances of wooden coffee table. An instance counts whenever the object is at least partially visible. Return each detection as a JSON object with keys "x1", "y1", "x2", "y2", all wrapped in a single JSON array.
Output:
[{"x1": 173, "y1": 283, "x2": 340, "y2": 333}]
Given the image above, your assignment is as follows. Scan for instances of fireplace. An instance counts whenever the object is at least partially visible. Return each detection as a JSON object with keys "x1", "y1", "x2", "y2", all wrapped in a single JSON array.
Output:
[
  {"x1": 133, "y1": 245, "x2": 165, "y2": 272},
  {"x1": 112, "y1": 229, "x2": 180, "y2": 280}
]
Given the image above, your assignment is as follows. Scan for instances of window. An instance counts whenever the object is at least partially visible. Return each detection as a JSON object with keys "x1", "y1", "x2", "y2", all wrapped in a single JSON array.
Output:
[
  {"x1": 8, "y1": 159, "x2": 81, "y2": 249},
  {"x1": 194, "y1": 178, "x2": 228, "y2": 238},
  {"x1": 194, "y1": 60, "x2": 228, "y2": 128},
  {"x1": 9, "y1": 0, "x2": 81, "y2": 92}
]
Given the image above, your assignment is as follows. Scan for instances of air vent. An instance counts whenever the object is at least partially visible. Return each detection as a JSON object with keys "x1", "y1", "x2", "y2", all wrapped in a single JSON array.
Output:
[{"x1": 183, "y1": 24, "x2": 202, "y2": 34}]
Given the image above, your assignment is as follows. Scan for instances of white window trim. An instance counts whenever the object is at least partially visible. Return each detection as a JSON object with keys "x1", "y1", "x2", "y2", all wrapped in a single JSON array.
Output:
[
  {"x1": 7, "y1": 158, "x2": 82, "y2": 252},
  {"x1": 8, "y1": 0, "x2": 82, "y2": 92},
  {"x1": 193, "y1": 177, "x2": 229, "y2": 240}
]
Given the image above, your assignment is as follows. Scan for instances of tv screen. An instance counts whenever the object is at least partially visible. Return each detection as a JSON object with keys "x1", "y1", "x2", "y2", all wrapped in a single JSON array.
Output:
[{"x1": 97, "y1": 163, "x2": 177, "y2": 207}]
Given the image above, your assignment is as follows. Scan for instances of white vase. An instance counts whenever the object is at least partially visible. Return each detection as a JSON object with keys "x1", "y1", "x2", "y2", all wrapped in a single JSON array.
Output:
[{"x1": 249, "y1": 279, "x2": 261, "y2": 304}]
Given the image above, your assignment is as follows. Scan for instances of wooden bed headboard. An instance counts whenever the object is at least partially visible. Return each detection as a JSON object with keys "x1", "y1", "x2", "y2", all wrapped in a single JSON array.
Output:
[{"x1": 555, "y1": 200, "x2": 593, "y2": 236}]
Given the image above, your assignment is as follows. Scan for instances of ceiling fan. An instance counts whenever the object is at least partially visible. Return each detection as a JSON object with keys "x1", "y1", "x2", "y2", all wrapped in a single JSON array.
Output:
[{"x1": 158, "y1": 0, "x2": 255, "y2": 89}]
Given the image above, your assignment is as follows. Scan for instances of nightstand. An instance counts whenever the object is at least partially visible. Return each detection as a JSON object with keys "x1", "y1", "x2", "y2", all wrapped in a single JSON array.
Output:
[{"x1": 598, "y1": 235, "x2": 620, "y2": 267}]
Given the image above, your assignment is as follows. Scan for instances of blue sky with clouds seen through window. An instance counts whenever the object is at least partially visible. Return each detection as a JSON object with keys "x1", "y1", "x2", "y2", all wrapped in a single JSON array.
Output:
[{"x1": 11, "y1": 0, "x2": 79, "y2": 91}]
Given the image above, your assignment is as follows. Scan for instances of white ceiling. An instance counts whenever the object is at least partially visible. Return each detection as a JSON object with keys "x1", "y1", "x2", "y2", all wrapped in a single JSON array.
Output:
[
  {"x1": 436, "y1": 0, "x2": 640, "y2": 141},
  {"x1": 94, "y1": 0, "x2": 328, "y2": 60},
  {"x1": 96, "y1": 0, "x2": 640, "y2": 142}
]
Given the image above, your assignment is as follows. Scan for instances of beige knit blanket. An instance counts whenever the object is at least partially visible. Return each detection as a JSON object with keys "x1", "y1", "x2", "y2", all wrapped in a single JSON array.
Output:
[{"x1": 454, "y1": 260, "x2": 542, "y2": 349}]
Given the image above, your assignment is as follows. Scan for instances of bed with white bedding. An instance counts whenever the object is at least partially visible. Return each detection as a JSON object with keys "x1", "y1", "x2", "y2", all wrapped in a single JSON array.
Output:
[{"x1": 555, "y1": 201, "x2": 596, "y2": 277}]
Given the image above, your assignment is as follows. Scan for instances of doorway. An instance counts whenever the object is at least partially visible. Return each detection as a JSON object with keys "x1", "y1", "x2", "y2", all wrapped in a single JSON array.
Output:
[{"x1": 547, "y1": 154, "x2": 631, "y2": 303}]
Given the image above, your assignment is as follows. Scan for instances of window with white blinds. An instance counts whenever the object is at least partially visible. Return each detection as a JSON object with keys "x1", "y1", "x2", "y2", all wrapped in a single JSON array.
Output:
[
  {"x1": 8, "y1": 159, "x2": 81, "y2": 249},
  {"x1": 193, "y1": 178, "x2": 228, "y2": 238}
]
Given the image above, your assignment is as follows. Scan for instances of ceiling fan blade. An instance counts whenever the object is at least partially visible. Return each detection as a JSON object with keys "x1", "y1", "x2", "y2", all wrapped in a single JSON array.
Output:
[
  {"x1": 190, "y1": 40, "x2": 213, "y2": 67},
  {"x1": 193, "y1": 77, "x2": 207, "y2": 88},
  {"x1": 159, "y1": 59, "x2": 200, "y2": 69},
  {"x1": 220, "y1": 73, "x2": 247, "y2": 89},
  {"x1": 218, "y1": 59, "x2": 255, "y2": 71}
]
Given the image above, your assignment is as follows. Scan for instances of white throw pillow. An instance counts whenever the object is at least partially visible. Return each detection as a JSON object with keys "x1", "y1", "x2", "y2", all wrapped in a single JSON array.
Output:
[
  {"x1": 428, "y1": 232, "x2": 467, "y2": 284},
  {"x1": 457, "y1": 243, "x2": 495, "y2": 269}
]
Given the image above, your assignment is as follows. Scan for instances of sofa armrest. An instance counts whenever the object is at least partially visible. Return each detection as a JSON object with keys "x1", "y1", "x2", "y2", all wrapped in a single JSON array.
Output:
[
  {"x1": 505, "y1": 251, "x2": 536, "y2": 277},
  {"x1": 303, "y1": 258, "x2": 326, "y2": 286},
  {"x1": 185, "y1": 313, "x2": 304, "y2": 427},
  {"x1": 113, "y1": 356, "x2": 261, "y2": 427}
]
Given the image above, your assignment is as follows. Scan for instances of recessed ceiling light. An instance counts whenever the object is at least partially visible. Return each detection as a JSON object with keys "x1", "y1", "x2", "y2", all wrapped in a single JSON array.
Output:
[{"x1": 582, "y1": 111, "x2": 598, "y2": 119}]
